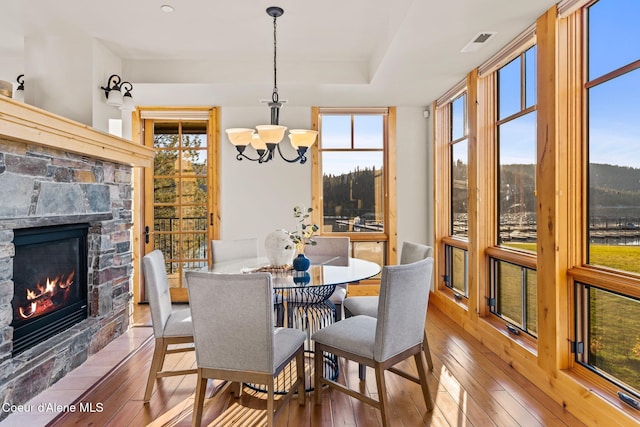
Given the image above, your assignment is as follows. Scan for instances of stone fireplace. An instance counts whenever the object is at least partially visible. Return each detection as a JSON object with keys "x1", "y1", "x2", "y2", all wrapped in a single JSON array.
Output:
[{"x1": 0, "y1": 97, "x2": 154, "y2": 418}]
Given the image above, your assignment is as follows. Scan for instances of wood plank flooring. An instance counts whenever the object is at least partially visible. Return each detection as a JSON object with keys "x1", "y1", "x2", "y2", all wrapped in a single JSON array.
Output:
[{"x1": 48, "y1": 304, "x2": 585, "y2": 426}]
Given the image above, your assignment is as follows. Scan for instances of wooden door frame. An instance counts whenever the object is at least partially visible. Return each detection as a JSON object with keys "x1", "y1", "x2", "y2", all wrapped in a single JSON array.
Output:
[{"x1": 131, "y1": 107, "x2": 220, "y2": 303}]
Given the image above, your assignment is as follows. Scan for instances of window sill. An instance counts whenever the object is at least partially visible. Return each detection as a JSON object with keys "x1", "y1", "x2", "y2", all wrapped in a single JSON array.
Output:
[
  {"x1": 559, "y1": 368, "x2": 640, "y2": 424},
  {"x1": 480, "y1": 314, "x2": 538, "y2": 356},
  {"x1": 442, "y1": 287, "x2": 469, "y2": 308}
]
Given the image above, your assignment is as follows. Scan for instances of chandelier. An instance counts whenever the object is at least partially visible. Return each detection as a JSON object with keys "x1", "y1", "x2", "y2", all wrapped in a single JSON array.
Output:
[{"x1": 225, "y1": 6, "x2": 318, "y2": 164}]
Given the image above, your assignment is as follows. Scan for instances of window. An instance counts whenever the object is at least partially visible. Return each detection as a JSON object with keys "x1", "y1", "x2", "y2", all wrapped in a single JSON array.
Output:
[
  {"x1": 313, "y1": 108, "x2": 396, "y2": 268},
  {"x1": 575, "y1": 283, "x2": 640, "y2": 395},
  {"x1": 435, "y1": 85, "x2": 470, "y2": 299},
  {"x1": 445, "y1": 245, "x2": 468, "y2": 297},
  {"x1": 432, "y1": 1, "x2": 640, "y2": 420},
  {"x1": 574, "y1": 0, "x2": 640, "y2": 397},
  {"x1": 451, "y1": 93, "x2": 469, "y2": 239},
  {"x1": 490, "y1": 258, "x2": 537, "y2": 337},
  {"x1": 497, "y1": 46, "x2": 537, "y2": 252},
  {"x1": 587, "y1": 0, "x2": 640, "y2": 272},
  {"x1": 490, "y1": 44, "x2": 538, "y2": 335}
]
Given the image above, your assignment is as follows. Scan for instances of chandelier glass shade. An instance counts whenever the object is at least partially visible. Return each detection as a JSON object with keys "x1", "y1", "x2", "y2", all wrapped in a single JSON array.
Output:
[{"x1": 225, "y1": 6, "x2": 317, "y2": 164}]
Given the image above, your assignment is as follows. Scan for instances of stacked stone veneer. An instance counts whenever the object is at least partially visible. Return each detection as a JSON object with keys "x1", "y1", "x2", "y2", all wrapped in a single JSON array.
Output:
[{"x1": 0, "y1": 137, "x2": 134, "y2": 418}]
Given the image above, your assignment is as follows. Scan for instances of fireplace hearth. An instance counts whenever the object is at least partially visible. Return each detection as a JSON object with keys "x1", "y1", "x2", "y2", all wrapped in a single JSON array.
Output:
[{"x1": 11, "y1": 224, "x2": 89, "y2": 356}]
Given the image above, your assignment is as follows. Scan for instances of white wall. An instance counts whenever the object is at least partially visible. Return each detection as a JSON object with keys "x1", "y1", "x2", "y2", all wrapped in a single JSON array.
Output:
[
  {"x1": 396, "y1": 107, "x2": 432, "y2": 249},
  {"x1": 92, "y1": 39, "x2": 123, "y2": 133},
  {"x1": 23, "y1": 35, "x2": 94, "y2": 124},
  {"x1": 128, "y1": 85, "x2": 432, "y2": 256},
  {"x1": 5, "y1": 44, "x2": 433, "y2": 259},
  {"x1": 219, "y1": 105, "x2": 315, "y2": 254},
  {"x1": 0, "y1": 57, "x2": 23, "y2": 94}
]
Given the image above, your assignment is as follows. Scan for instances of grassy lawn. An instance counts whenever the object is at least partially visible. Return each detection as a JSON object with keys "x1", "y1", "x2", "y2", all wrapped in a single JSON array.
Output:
[{"x1": 589, "y1": 244, "x2": 640, "y2": 274}]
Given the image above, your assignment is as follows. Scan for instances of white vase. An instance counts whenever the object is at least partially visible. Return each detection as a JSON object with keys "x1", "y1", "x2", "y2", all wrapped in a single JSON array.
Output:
[{"x1": 264, "y1": 229, "x2": 295, "y2": 266}]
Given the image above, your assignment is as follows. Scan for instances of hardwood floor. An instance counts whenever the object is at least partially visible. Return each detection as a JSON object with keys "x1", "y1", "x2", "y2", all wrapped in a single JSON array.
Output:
[{"x1": 48, "y1": 304, "x2": 585, "y2": 427}]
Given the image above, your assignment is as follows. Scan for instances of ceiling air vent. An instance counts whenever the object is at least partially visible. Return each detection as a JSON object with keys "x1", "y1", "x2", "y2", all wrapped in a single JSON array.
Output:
[{"x1": 460, "y1": 31, "x2": 497, "y2": 53}]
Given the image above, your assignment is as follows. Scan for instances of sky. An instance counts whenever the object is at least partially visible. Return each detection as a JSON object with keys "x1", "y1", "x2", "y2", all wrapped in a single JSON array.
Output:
[
  {"x1": 320, "y1": 114, "x2": 384, "y2": 176},
  {"x1": 321, "y1": 0, "x2": 640, "y2": 176},
  {"x1": 588, "y1": 0, "x2": 640, "y2": 169},
  {"x1": 447, "y1": 0, "x2": 640, "y2": 170}
]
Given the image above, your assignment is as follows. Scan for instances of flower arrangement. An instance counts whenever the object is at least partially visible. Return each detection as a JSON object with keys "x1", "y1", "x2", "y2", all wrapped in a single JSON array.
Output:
[{"x1": 286, "y1": 206, "x2": 319, "y2": 253}]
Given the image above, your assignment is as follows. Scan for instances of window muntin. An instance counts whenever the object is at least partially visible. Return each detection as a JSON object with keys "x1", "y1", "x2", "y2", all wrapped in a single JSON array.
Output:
[
  {"x1": 587, "y1": 68, "x2": 640, "y2": 271},
  {"x1": 587, "y1": 0, "x2": 640, "y2": 80},
  {"x1": 490, "y1": 258, "x2": 538, "y2": 337},
  {"x1": 319, "y1": 113, "x2": 386, "y2": 235},
  {"x1": 576, "y1": 283, "x2": 640, "y2": 395},
  {"x1": 499, "y1": 46, "x2": 537, "y2": 119},
  {"x1": 151, "y1": 121, "x2": 210, "y2": 286}
]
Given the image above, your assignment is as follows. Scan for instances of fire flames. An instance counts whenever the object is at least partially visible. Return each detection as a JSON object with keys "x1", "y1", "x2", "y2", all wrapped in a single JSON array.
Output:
[{"x1": 18, "y1": 271, "x2": 75, "y2": 319}]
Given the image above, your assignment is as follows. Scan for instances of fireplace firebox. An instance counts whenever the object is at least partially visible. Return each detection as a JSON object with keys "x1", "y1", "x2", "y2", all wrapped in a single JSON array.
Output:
[{"x1": 11, "y1": 224, "x2": 89, "y2": 356}]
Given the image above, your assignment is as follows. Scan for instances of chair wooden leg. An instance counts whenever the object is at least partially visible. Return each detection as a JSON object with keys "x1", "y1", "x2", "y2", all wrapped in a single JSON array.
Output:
[
  {"x1": 296, "y1": 348, "x2": 305, "y2": 405},
  {"x1": 374, "y1": 364, "x2": 390, "y2": 427},
  {"x1": 414, "y1": 352, "x2": 434, "y2": 411},
  {"x1": 267, "y1": 382, "x2": 275, "y2": 427},
  {"x1": 191, "y1": 371, "x2": 207, "y2": 427},
  {"x1": 358, "y1": 363, "x2": 366, "y2": 381},
  {"x1": 144, "y1": 338, "x2": 166, "y2": 402},
  {"x1": 313, "y1": 344, "x2": 323, "y2": 405},
  {"x1": 423, "y1": 330, "x2": 434, "y2": 371}
]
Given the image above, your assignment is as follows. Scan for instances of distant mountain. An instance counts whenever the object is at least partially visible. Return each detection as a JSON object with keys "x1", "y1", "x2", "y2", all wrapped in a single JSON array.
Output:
[
  {"x1": 590, "y1": 163, "x2": 640, "y2": 193},
  {"x1": 590, "y1": 163, "x2": 640, "y2": 208},
  {"x1": 498, "y1": 163, "x2": 640, "y2": 211}
]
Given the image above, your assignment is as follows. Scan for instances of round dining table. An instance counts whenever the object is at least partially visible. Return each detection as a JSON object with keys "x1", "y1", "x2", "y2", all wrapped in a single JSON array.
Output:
[{"x1": 200, "y1": 255, "x2": 381, "y2": 392}]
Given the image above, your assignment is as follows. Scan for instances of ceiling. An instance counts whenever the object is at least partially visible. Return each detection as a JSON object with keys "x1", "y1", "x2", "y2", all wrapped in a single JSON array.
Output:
[{"x1": 1, "y1": 0, "x2": 558, "y2": 107}]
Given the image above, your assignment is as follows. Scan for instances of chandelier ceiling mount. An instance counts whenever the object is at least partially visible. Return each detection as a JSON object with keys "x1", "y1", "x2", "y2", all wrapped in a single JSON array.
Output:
[{"x1": 225, "y1": 6, "x2": 317, "y2": 164}]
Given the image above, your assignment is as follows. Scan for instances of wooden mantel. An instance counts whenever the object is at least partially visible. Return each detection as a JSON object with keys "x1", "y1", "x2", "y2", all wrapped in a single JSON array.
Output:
[{"x1": 0, "y1": 96, "x2": 154, "y2": 167}]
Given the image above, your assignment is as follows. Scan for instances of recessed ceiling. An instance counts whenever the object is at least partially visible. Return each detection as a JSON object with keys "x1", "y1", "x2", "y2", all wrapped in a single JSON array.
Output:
[{"x1": 1, "y1": 0, "x2": 558, "y2": 106}]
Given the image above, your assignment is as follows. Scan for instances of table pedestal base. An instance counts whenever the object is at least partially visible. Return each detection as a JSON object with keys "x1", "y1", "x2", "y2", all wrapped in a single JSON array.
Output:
[{"x1": 246, "y1": 298, "x2": 338, "y2": 394}]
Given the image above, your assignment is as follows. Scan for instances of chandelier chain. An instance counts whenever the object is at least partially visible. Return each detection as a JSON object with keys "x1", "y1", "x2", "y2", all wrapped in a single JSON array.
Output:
[{"x1": 272, "y1": 14, "x2": 279, "y2": 103}]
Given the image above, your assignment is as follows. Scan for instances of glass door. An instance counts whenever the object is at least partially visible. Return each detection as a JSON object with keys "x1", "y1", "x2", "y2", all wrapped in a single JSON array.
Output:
[{"x1": 143, "y1": 119, "x2": 214, "y2": 301}]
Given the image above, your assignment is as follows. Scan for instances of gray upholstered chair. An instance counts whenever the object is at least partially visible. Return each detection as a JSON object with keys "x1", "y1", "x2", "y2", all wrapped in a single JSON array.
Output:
[
  {"x1": 212, "y1": 237, "x2": 284, "y2": 325},
  {"x1": 303, "y1": 236, "x2": 350, "y2": 320},
  {"x1": 343, "y1": 241, "x2": 434, "y2": 379},
  {"x1": 141, "y1": 249, "x2": 196, "y2": 402},
  {"x1": 185, "y1": 271, "x2": 306, "y2": 427},
  {"x1": 210, "y1": 237, "x2": 258, "y2": 264},
  {"x1": 312, "y1": 257, "x2": 435, "y2": 426}
]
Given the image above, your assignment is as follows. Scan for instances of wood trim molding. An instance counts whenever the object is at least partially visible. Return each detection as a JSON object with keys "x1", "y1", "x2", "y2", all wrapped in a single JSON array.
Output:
[
  {"x1": 386, "y1": 107, "x2": 398, "y2": 265},
  {"x1": 435, "y1": 79, "x2": 467, "y2": 107},
  {"x1": 0, "y1": 97, "x2": 155, "y2": 167},
  {"x1": 478, "y1": 24, "x2": 537, "y2": 77}
]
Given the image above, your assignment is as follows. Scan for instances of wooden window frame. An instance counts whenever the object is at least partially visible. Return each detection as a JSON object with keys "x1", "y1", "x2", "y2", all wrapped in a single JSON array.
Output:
[
  {"x1": 435, "y1": 86, "x2": 471, "y2": 301},
  {"x1": 563, "y1": 0, "x2": 640, "y2": 400},
  {"x1": 310, "y1": 107, "x2": 397, "y2": 269}
]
